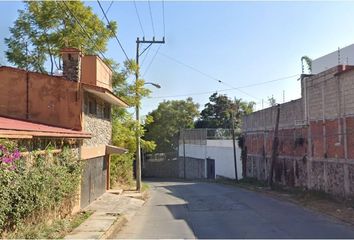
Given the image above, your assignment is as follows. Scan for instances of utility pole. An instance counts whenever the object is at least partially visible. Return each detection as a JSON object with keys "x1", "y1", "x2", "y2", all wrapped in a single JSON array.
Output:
[
  {"x1": 269, "y1": 104, "x2": 280, "y2": 188},
  {"x1": 135, "y1": 37, "x2": 165, "y2": 192},
  {"x1": 231, "y1": 110, "x2": 238, "y2": 182}
]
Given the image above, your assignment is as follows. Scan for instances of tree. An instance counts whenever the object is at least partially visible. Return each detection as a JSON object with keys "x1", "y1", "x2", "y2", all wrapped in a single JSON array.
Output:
[
  {"x1": 110, "y1": 60, "x2": 155, "y2": 185},
  {"x1": 268, "y1": 95, "x2": 277, "y2": 107},
  {"x1": 195, "y1": 92, "x2": 255, "y2": 129},
  {"x1": 301, "y1": 55, "x2": 312, "y2": 73},
  {"x1": 144, "y1": 98, "x2": 200, "y2": 153},
  {"x1": 5, "y1": 1, "x2": 116, "y2": 74}
]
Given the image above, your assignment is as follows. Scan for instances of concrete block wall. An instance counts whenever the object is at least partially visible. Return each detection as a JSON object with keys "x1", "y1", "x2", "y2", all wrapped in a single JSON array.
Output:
[
  {"x1": 143, "y1": 160, "x2": 179, "y2": 178},
  {"x1": 242, "y1": 65, "x2": 354, "y2": 198},
  {"x1": 242, "y1": 99, "x2": 303, "y2": 132},
  {"x1": 178, "y1": 157, "x2": 205, "y2": 179},
  {"x1": 142, "y1": 153, "x2": 205, "y2": 179}
]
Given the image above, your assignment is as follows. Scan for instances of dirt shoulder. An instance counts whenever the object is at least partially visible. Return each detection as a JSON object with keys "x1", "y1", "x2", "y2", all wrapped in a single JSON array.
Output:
[{"x1": 217, "y1": 178, "x2": 354, "y2": 226}]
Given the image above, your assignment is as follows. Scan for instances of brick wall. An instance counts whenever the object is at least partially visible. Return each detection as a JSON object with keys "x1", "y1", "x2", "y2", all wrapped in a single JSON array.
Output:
[{"x1": 242, "y1": 65, "x2": 354, "y2": 197}]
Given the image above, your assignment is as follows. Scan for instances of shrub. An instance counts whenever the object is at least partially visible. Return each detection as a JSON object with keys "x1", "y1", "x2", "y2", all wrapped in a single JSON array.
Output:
[
  {"x1": 110, "y1": 153, "x2": 134, "y2": 187},
  {"x1": 0, "y1": 140, "x2": 82, "y2": 236}
]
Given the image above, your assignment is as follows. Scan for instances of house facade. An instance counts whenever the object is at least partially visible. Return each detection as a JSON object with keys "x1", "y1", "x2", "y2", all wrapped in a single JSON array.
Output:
[{"x1": 0, "y1": 47, "x2": 128, "y2": 209}]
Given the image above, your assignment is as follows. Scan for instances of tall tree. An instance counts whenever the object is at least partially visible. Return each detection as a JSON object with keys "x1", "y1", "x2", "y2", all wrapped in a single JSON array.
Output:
[
  {"x1": 110, "y1": 60, "x2": 156, "y2": 185},
  {"x1": 195, "y1": 92, "x2": 255, "y2": 129},
  {"x1": 5, "y1": 1, "x2": 116, "y2": 74},
  {"x1": 144, "y1": 98, "x2": 200, "y2": 153}
]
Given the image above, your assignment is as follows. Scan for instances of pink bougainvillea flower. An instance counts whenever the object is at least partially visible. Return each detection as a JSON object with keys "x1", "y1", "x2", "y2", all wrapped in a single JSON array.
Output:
[
  {"x1": 2, "y1": 157, "x2": 12, "y2": 164},
  {"x1": 12, "y1": 150, "x2": 21, "y2": 160}
]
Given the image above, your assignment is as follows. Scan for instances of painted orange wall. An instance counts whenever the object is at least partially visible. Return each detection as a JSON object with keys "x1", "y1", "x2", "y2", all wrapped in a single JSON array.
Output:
[
  {"x1": 0, "y1": 69, "x2": 27, "y2": 119},
  {"x1": 0, "y1": 67, "x2": 82, "y2": 130},
  {"x1": 81, "y1": 56, "x2": 112, "y2": 91},
  {"x1": 81, "y1": 56, "x2": 97, "y2": 86}
]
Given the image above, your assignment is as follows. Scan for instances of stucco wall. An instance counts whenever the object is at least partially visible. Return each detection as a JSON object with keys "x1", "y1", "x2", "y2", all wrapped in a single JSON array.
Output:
[
  {"x1": 0, "y1": 67, "x2": 82, "y2": 130},
  {"x1": 178, "y1": 140, "x2": 242, "y2": 179},
  {"x1": 81, "y1": 56, "x2": 112, "y2": 91}
]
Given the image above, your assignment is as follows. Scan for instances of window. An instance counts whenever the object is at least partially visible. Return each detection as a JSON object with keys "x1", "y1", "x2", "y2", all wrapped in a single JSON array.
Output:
[
  {"x1": 89, "y1": 98, "x2": 97, "y2": 115},
  {"x1": 103, "y1": 103, "x2": 111, "y2": 119}
]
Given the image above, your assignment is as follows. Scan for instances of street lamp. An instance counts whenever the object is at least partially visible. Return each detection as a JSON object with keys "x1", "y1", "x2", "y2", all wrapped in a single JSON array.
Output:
[
  {"x1": 145, "y1": 82, "x2": 161, "y2": 89},
  {"x1": 135, "y1": 81, "x2": 161, "y2": 192}
]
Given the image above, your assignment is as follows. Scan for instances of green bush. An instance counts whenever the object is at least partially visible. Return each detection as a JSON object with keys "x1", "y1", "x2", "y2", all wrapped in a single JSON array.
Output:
[
  {"x1": 110, "y1": 153, "x2": 134, "y2": 187},
  {"x1": 0, "y1": 141, "x2": 82, "y2": 235}
]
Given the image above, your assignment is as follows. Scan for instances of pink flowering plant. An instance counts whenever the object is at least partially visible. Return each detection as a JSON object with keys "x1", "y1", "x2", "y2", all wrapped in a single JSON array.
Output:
[
  {"x1": 0, "y1": 140, "x2": 82, "y2": 237},
  {"x1": 0, "y1": 144, "x2": 21, "y2": 170}
]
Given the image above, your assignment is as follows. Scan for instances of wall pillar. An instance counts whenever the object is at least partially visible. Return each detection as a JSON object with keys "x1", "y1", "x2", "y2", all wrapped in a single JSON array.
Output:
[{"x1": 344, "y1": 163, "x2": 350, "y2": 196}]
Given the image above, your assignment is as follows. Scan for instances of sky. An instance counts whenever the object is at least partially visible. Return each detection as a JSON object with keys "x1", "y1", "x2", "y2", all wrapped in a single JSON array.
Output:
[{"x1": 2, "y1": 1, "x2": 354, "y2": 116}]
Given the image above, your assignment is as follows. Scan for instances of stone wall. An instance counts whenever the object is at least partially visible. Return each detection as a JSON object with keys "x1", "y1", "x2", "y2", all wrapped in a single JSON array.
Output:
[
  {"x1": 83, "y1": 93, "x2": 112, "y2": 147},
  {"x1": 62, "y1": 49, "x2": 81, "y2": 82},
  {"x1": 242, "y1": 65, "x2": 354, "y2": 198}
]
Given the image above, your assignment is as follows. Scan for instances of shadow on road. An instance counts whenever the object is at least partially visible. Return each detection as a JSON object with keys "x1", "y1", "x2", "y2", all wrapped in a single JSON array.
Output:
[{"x1": 142, "y1": 178, "x2": 354, "y2": 239}]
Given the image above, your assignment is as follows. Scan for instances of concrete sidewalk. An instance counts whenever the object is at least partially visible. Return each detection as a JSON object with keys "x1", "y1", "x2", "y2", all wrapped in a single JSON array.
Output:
[{"x1": 65, "y1": 190, "x2": 145, "y2": 239}]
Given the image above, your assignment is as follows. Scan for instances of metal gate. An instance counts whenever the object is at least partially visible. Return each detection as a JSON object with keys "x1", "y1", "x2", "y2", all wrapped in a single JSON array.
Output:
[
  {"x1": 207, "y1": 158, "x2": 215, "y2": 179},
  {"x1": 80, "y1": 156, "x2": 107, "y2": 208}
]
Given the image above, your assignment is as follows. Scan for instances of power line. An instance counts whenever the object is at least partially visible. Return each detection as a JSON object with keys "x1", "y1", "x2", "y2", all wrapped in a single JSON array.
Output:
[
  {"x1": 97, "y1": 0, "x2": 131, "y2": 63},
  {"x1": 101, "y1": 1, "x2": 114, "y2": 20},
  {"x1": 133, "y1": 0, "x2": 145, "y2": 37},
  {"x1": 59, "y1": 1, "x2": 109, "y2": 61},
  {"x1": 156, "y1": 51, "x2": 262, "y2": 100},
  {"x1": 162, "y1": 0, "x2": 166, "y2": 37},
  {"x1": 151, "y1": 74, "x2": 298, "y2": 99},
  {"x1": 141, "y1": 43, "x2": 153, "y2": 67},
  {"x1": 143, "y1": 44, "x2": 162, "y2": 77},
  {"x1": 158, "y1": 51, "x2": 222, "y2": 82},
  {"x1": 148, "y1": 0, "x2": 155, "y2": 36}
]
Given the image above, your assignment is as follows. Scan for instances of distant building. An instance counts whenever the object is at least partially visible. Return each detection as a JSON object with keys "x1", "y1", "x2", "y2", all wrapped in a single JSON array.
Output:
[
  {"x1": 312, "y1": 44, "x2": 354, "y2": 74},
  {"x1": 0, "y1": 48, "x2": 128, "y2": 209}
]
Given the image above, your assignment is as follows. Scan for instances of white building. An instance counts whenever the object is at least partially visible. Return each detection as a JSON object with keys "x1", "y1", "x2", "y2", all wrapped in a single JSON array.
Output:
[
  {"x1": 312, "y1": 44, "x2": 354, "y2": 74},
  {"x1": 178, "y1": 129, "x2": 242, "y2": 180}
]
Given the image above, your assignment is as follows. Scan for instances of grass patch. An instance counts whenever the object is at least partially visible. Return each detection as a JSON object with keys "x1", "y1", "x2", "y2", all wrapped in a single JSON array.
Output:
[
  {"x1": 8, "y1": 210, "x2": 93, "y2": 239},
  {"x1": 142, "y1": 182, "x2": 150, "y2": 192}
]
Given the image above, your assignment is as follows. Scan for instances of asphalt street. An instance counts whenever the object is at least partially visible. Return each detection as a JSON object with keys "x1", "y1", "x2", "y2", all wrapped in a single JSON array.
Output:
[{"x1": 114, "y1": 180, "x2": 354, "y2": 239}]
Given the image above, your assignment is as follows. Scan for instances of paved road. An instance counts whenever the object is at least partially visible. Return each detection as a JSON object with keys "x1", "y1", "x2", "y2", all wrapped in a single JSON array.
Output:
[{"x1": 114, "y1": 180, "x2": 354, "y2": 239}]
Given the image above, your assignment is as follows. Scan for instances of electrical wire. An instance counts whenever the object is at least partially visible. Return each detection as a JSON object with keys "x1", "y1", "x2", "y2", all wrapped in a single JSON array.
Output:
[
  {"x1": 134, "y1": 0, "x2": 145, "y2": 37},
  {"x1": 59, "y1": 1, "x2": 109, "y2": 62},
  {"x1": 151, "y1": 74, "x2": 299, "y2": 99},
  {"x1": 101, "y1": 1, "x2": 114, "y2": 20},
  {"x1": 141, "y1": 43, "x2": 153, "y2": 67},
  {"x1": 143, "y1": 44, "x2": 162, "y2": 77},
  {"x1": 97, "y1": 0, "x2": 131, "y2": 63},
  {"x1": 148, "y1": 0, "x2": 155, "y2": 36},
  {"x1": 162, "y1": 0, "x2": 165, "y2": 37},
  {"x1": 156, "y1": 51, "x2": 295, "y2": 100}
]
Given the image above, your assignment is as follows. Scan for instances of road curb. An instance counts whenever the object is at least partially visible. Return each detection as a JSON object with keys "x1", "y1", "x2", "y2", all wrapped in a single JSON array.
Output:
[
  {"x1": 64, "y1": 190, "x2": 147, "y2": 239},
  {"x1": 100, "y1": 215, "x2": 128, "y2": 239}
]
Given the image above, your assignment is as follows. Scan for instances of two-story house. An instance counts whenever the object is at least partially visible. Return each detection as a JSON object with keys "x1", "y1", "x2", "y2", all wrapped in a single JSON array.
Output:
[{"x1": 0, "y1": 47, "x2": 128, "y2": 208}]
